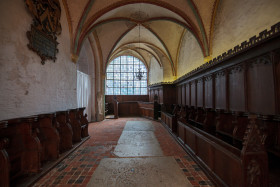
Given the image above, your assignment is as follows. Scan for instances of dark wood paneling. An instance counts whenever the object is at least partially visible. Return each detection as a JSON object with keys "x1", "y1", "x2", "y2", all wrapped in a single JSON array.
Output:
[
  {"x1": 118, "y1": 102, "x2": 140, "y2": 117},
  {"x1": 163, "y1": 85, "x2": 176, "y2": 104},
  {"x1": 247, "y1": 56, "x2": 276, "y2": 114},
  {"x1": 159, "y1": 88, "x2": 163, "y2": 104},
  {"x1": 56, "y1": 111, "x2": 73, "y2": 152},
  {"x1": 229, "y1": 65, "x2": 246, "y2": 112},
  {"x1": 106, "y1": 95, "x2": 149, "y2": 115},
  {"x1": 106, "y1": 95, "x2": 149, "y2": 103},
  {"x1": 213, "y1": 147, "x2": 242, "y2": 187},
  {"x1": 182, "y1": 84, "x2": 186, "y2": 106},
  {"x1": 205, "y1": 75, "x2": 213, "y2": 108},
  {"x1": 149, "y1": 84, "x2": 176, "y2": 105},
  {"x1": 0, "y1": 109, "x2": 89, "y2": 186},
  {"x1": 177, "y1": 119, "x2": 268, "y2": 187},
  {"x1": 161, "y1": 112, "x2": 177, "y2": 133},
  {"x1": 0, "y1": 121, "x2": 9, "y2": 187},
  {"x1": 186, "y1": 83, "x2": 190, "y2": 106},
  {"x1": 197, "y1": 78, "x2": 204, "y2": 107},
  {"x1": 178, "y1": 122, "x2": 185, "y2": 142},
  {"x1": 191, "y1": 81, "x2": 196, "y2": 107},
  {"x1": 177, "y1": 85, "x2": 182, "y2": 105},
  {"x1": 185, "y1": 125, "x2": 196, "y2": 154},
  {"x1": 215, "y1": 71, "x2": 227, "y2": 110},
  {"x1": 272, "y1": 51, "x2": 280, "y2": 114},
  {"x1": 156, "y1": 25, "x2": 280, "y2": 187},
  {"x1": 196, "y1": 134, "x2": 213, "y2": 170}
]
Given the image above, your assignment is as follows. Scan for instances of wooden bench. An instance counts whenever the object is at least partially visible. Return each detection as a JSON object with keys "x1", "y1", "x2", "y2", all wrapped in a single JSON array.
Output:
[
  {"x1": 138, "y1": 102, "x2": 154, "y2": 119},
  {"x1": 67, "y1": 109, "x2": 82, "y2": 142},
  {"x1": 178, "y1": 116, "x2": 268, "y2": 186},
  {"x1": 0, "y1": 117, "x2": 42, "y2": 184},
  {"x1": 55, "y1": 111, "x2": 73, "y2": 153},
  {"x1": 215, "y1": 110, "x2": 237, "y2": 144},
  {"x1": 256, "y1": 115, "x2": 280, "y2": 157},
  {"x1": 161, "y1": 105, "x2": 182, "y2": 133},
  {"x1": 37, "y1": 113, "x2": 60, "y2": 161},
  {"x1": 0, "y1": 121, "x2": 9, "y2": 187},
  {"x1": 0, "y1": 108, "x2": 90, "y2": 186},
  {"x1": 161, "y1": 111, "x2": 177, "y2": 133},
  {"x1": 78, "y1": 107, "x2": 89, "y2": 138},
  {"x1": 188, "y1": 107, "x2": 205, "y2": 129}
]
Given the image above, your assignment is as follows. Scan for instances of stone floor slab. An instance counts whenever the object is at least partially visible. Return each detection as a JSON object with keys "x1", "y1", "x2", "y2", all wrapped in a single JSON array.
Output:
[
  {"x1": 124, "y1": 121, "x2": 154, "y2": 131},
  {"x1": 87, "y1": 157, "x2": 192, "y2": 187},
  {"x1": 113, "y1": 130, "x2": 163, "y2": 157}
]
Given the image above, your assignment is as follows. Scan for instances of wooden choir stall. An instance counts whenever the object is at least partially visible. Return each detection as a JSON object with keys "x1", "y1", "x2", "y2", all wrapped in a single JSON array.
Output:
[
  {"x1": 153, "y1": 22, "x2": 280, "y2": 187},
  {"x1": 0, "y1": 107, "x2": 89, "y2": 187}
]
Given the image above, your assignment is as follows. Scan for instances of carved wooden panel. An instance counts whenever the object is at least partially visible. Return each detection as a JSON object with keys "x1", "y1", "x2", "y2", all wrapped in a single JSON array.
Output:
[
  {"x1": 191, "y1": 81, "x2": 196, "y2": 107},
  {"x1": 214, "y1": 146, "x2": 242, "y2": 186},
  {"x1": 229, "y1": 65, "x2": 246, "y2": 112},
  {"x1": 178, "y1": 122, "x2": 185, "y2": 142},
  {"x1": 56, "y1": 111, "x2": 73, "y2": 152},
  {"x1": 184, "y1": 83, "x2": 189, "y2": 106},
  {"x1": 184, "y1": 124, "x2": 196, "y2": 153},
  {"x1": 197, "y1": 78, "x2": 204, "y2": 107},
  {"x1": 150, "y1": 90, "x2": 154, "y2": 102},
  {"x1": 149, "y1": 89, "x2": 153, "y2": 102},
  {"x1": 159, "y1": 88, "x2": 163, "y2": 104},
  {"x1": 154, "y1": 89, "x2": 159, "y2": 101},
  {"x1": 177, "y1": 86, "x2": 182, "y2": 105},
  {"x1": 118, "y1": 102, "x2": 140, "y2": 116},
  {"x1": 205, "y1": 75, "x2": 213, "y2": 108},
  {"x1": 273, "y1": 51, "x2": 280, "y2": 114},
  {"x1": 196, "y1": 135, "x2": 213, "y2": 170},
  {"x1": 247, "y1": 56, "x2": 276, "y2": 114},
  {"x1": 215, "y1": 71, "x2": 227, "y2": 110},
  {"x1": 182, "y1": 84, "x2": 186, "y2": 106}
]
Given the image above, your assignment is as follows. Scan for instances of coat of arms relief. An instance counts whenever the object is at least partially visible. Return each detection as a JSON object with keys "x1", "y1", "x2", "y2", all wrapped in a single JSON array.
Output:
[{"x1": 25, "y1": 0, "x2": 62, "y2": 64}]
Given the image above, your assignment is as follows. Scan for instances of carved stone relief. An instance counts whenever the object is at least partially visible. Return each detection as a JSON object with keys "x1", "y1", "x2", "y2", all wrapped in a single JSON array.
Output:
[{"x1": 25, "y1": 0, "x2": 62, "y2": 64}]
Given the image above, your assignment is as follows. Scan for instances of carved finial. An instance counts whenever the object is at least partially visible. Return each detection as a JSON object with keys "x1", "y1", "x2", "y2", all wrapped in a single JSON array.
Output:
[
  {"x1": 242, "y1": 115, "x2": 265, "y2": 153},
  {"x1": 0, "y1": 138, "x2": 9, "y2": 150}
]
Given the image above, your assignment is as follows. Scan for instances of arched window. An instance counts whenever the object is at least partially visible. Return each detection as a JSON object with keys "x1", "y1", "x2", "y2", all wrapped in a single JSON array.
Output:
[{"x1": 106, "y1": 56, "x2": 148, "y2": 95}]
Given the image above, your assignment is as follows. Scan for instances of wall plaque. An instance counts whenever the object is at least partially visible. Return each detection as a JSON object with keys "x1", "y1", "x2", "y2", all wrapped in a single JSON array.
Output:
[{"x1": 25, "y1": 0, "x2": 62, "y2": 64}]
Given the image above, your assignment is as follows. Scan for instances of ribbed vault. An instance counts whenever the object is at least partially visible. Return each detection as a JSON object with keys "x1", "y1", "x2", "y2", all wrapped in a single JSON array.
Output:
[{"x1": 62, "y1": 0, "x2": 219, "y2": 79}]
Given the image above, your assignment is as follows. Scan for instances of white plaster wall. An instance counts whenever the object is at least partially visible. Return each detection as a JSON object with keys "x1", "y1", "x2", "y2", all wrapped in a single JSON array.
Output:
[
  {"x1": 162, "y1": 56, "x2": 176, "y2": 82},
  {"x1": 85, "y1": 39, "x2": 96, "y2": 122},
  {"x1": 0, "y1": 0, "x2": 77, "y2": 120},
  {"x1": 77, "y1": 44, "x2": 90, "y2": 75},
  {"x1": 77, "y1": 39, "x2": 96, "y2": 122},
  {"x1": 212, "y1": 0, "x2": 280, "y2": 57},
  {"x1": 149, "y1": 57, "x2": 163, "y2": 84},
  {"x1": 177, "y1": 31, "x2": 204, "y2": 78},
  {"x1": 90, "y1": 33, "x2": 104, "y2": 121}
]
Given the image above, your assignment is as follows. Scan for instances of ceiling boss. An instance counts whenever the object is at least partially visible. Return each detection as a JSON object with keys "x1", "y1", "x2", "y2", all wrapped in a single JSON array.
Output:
[{"x1": 25, "y1": 0, "x2": 62, "y2": 64}]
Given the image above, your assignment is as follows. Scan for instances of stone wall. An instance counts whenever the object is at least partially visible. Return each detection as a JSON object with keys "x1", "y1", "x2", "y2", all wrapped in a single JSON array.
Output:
[
  {"x1": 177, "y1": 30, "x2": 204, "y2": 78},
  {"x1": 212, "y1": 0, "x2": 280, "y2": 57},
  {"x1": 149, "y1": 57, "x2": 163, "y2": 85},
  {"x1": 0, "y1": 0, "x2": 77, "y2": 120}
]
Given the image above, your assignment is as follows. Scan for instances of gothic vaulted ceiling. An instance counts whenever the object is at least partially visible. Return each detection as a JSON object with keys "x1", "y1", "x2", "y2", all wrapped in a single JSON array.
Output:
[{"x1": 62, "y1": 0, "x2": 219, "y2": 76}]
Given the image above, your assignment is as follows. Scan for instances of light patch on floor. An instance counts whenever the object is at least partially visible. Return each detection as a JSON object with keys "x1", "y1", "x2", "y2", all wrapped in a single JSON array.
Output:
[
  {"x1": 123, "y1": 121, "x2": 155, "y2": 131},
  {"x1": 113, "y1": 121, "x2": 163, "y2": 157},
  {"x1": 87, "y1": 157, "x2": 192, "y2": 187}
]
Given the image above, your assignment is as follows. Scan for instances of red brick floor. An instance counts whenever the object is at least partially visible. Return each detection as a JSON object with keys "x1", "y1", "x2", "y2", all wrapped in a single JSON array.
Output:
[{"x1": 34, "y1": 118, "x2": 214, "y2": 187}]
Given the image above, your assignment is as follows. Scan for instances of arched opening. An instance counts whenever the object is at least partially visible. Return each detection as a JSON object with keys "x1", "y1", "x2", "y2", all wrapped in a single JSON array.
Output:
[{"x1": 105, "y1": 55, "x2": 148, "y2": 95}]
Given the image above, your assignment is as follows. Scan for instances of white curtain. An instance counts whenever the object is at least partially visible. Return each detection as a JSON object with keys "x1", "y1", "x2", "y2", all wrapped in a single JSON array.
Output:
[{"x1": 77, "y1": 70, "x2": 91, "y2": 121}]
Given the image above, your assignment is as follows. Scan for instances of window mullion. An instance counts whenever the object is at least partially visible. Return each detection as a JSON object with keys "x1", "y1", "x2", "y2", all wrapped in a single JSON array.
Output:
[{"x1": 106, "y1": 56, "x2": 147, "y2": 96}]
